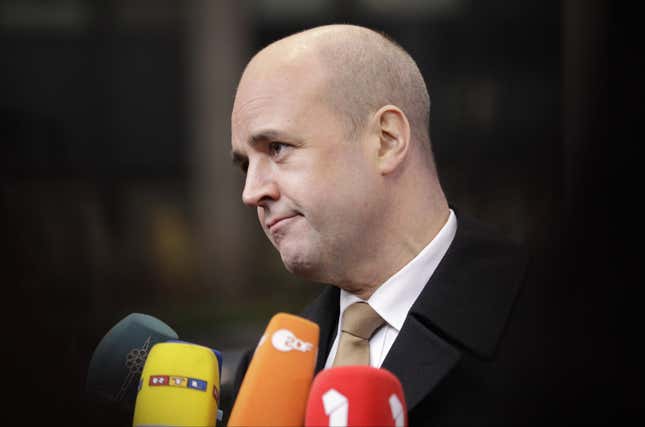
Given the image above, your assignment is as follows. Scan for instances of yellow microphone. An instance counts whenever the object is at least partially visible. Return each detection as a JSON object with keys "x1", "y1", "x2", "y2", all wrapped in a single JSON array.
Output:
[
  {"x1": 228, "y1": 313, "x2": 319, "y2": 426},
  {"x1": 132, "y1": 341, "x2": 220, "y2": 427}
]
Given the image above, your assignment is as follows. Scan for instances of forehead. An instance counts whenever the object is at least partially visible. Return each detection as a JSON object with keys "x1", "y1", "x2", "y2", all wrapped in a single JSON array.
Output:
[{"x1": 231, "y1": 52, "x2": 331, "y2": 146}]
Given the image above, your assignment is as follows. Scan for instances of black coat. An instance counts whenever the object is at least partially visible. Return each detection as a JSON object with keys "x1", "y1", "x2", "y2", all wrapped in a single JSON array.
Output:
[{"x1": 231, "y1": 215, "x2": 581, "y2": 425}]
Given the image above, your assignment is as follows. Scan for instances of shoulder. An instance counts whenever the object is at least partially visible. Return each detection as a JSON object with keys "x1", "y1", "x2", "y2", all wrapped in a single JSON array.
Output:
[
  {"x1": 408, "y1": 212, "x2": 553, "y2": 424},
  {"x1": 452, "y1": 212, "x2": 529, "y2": 265},
  {"x1": 411, "y1": 210, "x2": 530, "y2": 359}
]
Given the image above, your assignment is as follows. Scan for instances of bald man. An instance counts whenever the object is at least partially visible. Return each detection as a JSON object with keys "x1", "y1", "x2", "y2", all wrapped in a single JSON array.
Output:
[{"x1": 230, "y1": 25, "x2": 548, "y2": 425}]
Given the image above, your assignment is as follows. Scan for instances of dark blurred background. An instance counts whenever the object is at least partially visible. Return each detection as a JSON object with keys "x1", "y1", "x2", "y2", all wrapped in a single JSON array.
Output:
[{"x1": 2, "y1": 0, "x2": 624, "y2": 425}]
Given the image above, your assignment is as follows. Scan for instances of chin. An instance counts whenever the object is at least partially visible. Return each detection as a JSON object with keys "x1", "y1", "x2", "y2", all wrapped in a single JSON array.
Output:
[{"x1": 280, "y1": 249, "x2": 321, "y2": 280}]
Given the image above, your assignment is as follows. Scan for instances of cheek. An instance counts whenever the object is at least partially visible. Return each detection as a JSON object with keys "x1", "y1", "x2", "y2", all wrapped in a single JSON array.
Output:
[
  {"x1": 292, "y1": 146, "x2": 372, "y2": 215},
  {"x1": 306, "y1": 175, "x2": 365, "y2": 224}
]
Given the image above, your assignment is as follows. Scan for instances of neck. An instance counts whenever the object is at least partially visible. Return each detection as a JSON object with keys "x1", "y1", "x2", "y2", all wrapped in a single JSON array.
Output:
[{"x1": 336, "y1": 194, "x2": 450, "y2": 300}]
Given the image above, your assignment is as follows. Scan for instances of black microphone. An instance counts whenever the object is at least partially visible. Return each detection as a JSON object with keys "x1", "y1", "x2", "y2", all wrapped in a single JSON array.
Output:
[{"x1": 86, "y1": 313, "x2": 179, "y2": 412}]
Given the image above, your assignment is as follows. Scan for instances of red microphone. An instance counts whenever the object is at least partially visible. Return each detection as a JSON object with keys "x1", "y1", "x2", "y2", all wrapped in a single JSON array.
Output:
[{"x1": 305, "y1": 366, "x2": 407, "y2": 427}]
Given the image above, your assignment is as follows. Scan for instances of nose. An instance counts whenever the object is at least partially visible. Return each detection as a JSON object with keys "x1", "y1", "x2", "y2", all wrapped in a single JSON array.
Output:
[{"x1": 242, "y1": 159, "x2": 279, "y2": 207}]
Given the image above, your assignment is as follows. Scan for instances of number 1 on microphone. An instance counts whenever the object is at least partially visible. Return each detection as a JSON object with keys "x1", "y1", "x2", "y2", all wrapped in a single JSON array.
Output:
[
  {"x1": 322, "y1": 389, "x2": 349, "y2": 426},
  {"x1": 389, "y1": 394, "x2": 404, "y2": 427},
  {"x1": 320, "y1": 388, "x2": 405, "y2": 427}
]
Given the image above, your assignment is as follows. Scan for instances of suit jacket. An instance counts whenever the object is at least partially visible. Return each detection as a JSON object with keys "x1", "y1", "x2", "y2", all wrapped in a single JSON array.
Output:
[{"x1": 231, "y1": 214, "x2": 560, "y2": 425}]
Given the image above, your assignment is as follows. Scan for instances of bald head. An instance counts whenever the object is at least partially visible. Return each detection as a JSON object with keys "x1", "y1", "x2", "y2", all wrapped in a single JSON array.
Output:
[{"x1": 243, "y1": 24, "x2": 431, "y2": 146}]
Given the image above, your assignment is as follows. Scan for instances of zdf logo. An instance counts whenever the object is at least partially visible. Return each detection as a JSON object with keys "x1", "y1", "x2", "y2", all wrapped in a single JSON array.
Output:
[{"x1": 271, "y1": 329, "x2": 314, "y2": 352}]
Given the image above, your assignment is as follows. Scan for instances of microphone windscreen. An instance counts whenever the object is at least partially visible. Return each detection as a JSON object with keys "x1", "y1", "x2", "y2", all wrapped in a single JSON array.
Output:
[
  {"x1": 168, "y1": 340, "x2": 223, "y2": 383},
  {"x1": 305, "y1": 366, "x2": 407, "y2": 427},
  {"x1": 228, "y1": 312, "x2": 320, "y2": 427},
  {"x1": 86, "y1": 313, "x2": 178, "y2": 410},
  {"x1": 133, "y1": 341, "x2": 221, "y2": 427}
]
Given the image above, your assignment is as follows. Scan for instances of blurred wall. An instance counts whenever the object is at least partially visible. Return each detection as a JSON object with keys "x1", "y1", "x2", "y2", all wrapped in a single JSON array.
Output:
[{"x1": 1, "y1": 0, "x2": 615, "y2": 425}]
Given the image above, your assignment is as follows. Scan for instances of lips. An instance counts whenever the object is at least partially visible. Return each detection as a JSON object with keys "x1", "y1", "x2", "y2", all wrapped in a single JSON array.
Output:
[{"x1": 266, "y1": 214, "x2": 299, "y2": 231}]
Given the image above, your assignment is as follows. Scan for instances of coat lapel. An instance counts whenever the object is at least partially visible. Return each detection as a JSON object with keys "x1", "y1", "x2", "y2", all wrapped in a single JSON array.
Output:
[
  {"x1": 384, "y1": 214, "x2": 528, "y2": 411},
  {"x1": 301, "y1": 285, "x2": 340, "y2": 373},
  {"x1": 381, "y1": 314, "x2": 461, "y2": 410}
]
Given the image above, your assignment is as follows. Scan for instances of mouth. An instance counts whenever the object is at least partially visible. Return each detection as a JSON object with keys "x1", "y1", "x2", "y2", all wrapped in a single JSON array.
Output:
[{"x1": 266, "y1": 214, "x2": 300, "y2": 231}]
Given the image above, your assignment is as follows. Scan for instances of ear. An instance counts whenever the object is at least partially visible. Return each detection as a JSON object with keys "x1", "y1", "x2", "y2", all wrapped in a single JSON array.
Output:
[{"x1": 373, "y1": 105, "x2": 411, "y2": 175}]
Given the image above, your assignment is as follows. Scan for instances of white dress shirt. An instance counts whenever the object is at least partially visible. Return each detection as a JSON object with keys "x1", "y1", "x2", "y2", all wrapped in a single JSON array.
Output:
[{"x1": 324, "y1": 209, "x2": 458, "y2": 368}]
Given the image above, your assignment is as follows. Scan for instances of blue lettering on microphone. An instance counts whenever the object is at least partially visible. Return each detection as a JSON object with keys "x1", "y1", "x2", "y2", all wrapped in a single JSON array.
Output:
[{"x1": 187, "y1": 378, "x2": 207, "y2": 391}]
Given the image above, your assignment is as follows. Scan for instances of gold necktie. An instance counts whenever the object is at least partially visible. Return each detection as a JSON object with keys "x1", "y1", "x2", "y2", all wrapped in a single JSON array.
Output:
[{"x1": 332, "y1": 302, "x2": 385, "y2": 367}]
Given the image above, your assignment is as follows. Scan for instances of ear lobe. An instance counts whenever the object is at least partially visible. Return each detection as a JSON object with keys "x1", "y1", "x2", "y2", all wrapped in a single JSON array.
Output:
[{"x1": 375, "y1": 105, "x2": 411, "y2": 175}]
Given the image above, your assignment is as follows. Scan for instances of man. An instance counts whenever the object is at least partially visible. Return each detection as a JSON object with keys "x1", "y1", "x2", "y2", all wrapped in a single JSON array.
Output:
[{"x1": 230, "y1": 24, "x2": 551, "y2": 425}]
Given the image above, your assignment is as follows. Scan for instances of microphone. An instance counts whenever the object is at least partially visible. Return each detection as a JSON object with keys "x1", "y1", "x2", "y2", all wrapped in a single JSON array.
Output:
[
  {"x1": 86, "y1": 313, "x2": 179, "y2": 411},
  {"x1": 86, "y1": 313, "x2": 224, "y2": 422},
  {"x1": 228, "y1": 312, "x2": 320, "y2": 427},
  {"x1": 305, "y1": 366, "x2": 408, "y2": 427},
  {"x1": 132, "y1": 341, "x2": 221, "y2": 427}
]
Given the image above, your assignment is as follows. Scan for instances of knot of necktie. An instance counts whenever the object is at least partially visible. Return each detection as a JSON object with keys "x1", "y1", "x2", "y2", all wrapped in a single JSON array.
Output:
[
  {"x1": 341, "y1": 302, "x2": 385, "y2": 339},
  {"x1": 332, "y1": 302, "x2": 385, "y2": 367}
]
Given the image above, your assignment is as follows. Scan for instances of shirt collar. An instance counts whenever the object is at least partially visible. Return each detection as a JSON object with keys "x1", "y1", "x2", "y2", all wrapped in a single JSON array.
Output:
[{"x1": 339, "y1": 209, "x2": 458, "y2": 332}]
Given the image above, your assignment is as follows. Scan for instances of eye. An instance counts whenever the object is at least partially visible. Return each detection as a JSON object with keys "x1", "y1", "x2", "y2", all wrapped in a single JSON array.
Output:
[
  {"x1": 232, "y1": 152, "x2": 249, "y2": 175},
  {"x1": 234, "y1": 159, "x2": 248, "y2": 175},
  {"x1": 268, "y1": 142, "x2": 289, "y2": 157}
]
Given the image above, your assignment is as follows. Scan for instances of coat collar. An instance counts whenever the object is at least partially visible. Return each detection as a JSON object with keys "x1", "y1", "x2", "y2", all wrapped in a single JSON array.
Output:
[{"x1": 301, "y1": 214, "x2": 528, "y2": 411}]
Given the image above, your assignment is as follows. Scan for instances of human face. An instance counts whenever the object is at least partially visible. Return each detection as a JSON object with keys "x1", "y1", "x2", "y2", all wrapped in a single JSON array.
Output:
[{"x1": 231, "y1": 56, "x2": 381, "y2": 282}]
